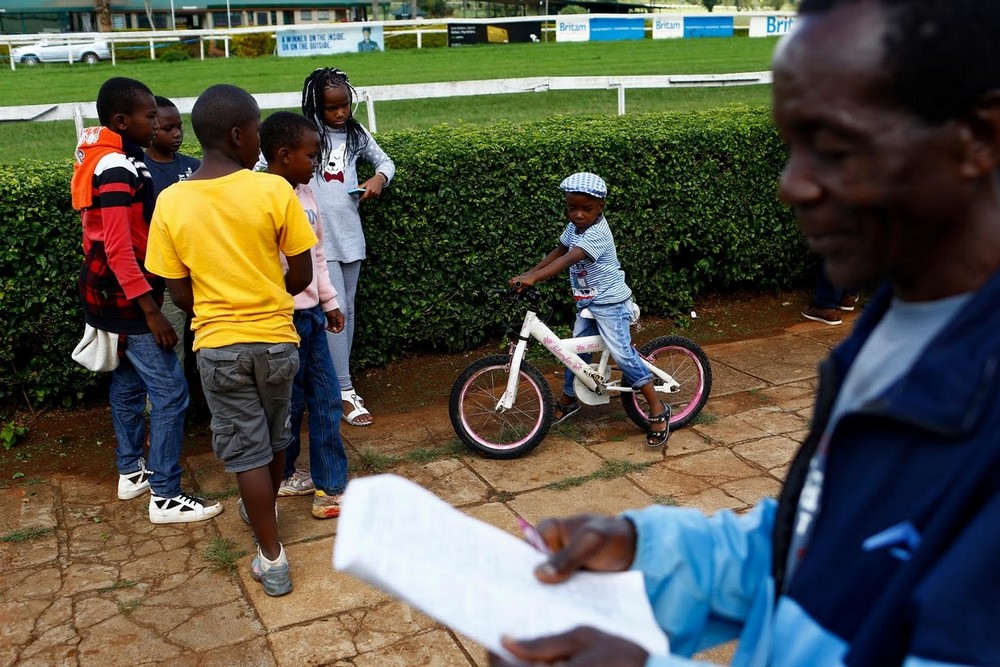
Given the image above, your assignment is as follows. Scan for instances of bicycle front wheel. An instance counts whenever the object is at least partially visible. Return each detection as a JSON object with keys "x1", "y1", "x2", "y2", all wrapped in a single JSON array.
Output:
[
  {"x1": 622, "y1": 336, "x2": 712, "y2": 429},
  {"x1": 449, "y1": 355, "x2": 553, "y2": 459}
]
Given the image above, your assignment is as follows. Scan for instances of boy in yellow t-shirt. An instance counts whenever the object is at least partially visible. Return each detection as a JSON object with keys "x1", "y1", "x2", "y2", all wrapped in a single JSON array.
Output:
[{"x1": 146, "y1": 84, "x2": 317, "y2": 597}]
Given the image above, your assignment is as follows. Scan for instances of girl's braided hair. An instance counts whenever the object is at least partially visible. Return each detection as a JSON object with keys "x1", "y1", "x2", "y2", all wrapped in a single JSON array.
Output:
[{"x1": 301, "y1": 67, "x2": 370, "y2": 161}]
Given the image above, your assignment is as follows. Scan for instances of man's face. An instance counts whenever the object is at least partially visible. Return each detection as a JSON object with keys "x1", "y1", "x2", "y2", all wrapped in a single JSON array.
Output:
[
  {"x1": 119, "y1": 92, "x2": 158, "y2": 149},
  {"x1": 772, "y1": 4, "x2": 966, "y2": 295},
  {"x1": 151, "y1": 105, "x2": 184, "y2": 155}
]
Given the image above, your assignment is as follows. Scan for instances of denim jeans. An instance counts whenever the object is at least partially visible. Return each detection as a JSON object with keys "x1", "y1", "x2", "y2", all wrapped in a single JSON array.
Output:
[
  {"x1": 563, "y1": 299, "x2": 652, "y2": 399},
  {"x1": 110, "y1": 333, "x2": 189, "y2": 497},
  {"x1": 813, "y1": 268, "x2": 846, "y2": 310},
  {"x1": 286, "y1": 305, "x2": 348, "y2": 494}
]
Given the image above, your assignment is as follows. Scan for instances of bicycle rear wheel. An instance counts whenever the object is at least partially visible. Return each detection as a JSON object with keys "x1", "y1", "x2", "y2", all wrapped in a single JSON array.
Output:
[
  {"x1": 622, "y1": 336, "x2": 712, "y2": 429},
  {"x1": 449, "y1": 355, "x2": 553, "y2": 459}
]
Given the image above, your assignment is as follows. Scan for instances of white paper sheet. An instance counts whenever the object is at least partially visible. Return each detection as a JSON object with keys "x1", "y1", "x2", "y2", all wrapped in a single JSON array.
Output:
[{"x1": 332, "y1": 474, "x2": 669, "y2": 659}]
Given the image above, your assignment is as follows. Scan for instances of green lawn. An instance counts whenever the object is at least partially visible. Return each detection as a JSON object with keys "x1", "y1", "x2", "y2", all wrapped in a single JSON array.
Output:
[{"x1": 0, "y1": 37, "x2": 778, "y2": 163}]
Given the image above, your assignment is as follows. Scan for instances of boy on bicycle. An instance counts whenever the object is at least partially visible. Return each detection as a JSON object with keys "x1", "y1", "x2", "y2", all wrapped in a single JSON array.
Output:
[{"x1": 510, "y1": 172, "x2": 670, "y2": 447}]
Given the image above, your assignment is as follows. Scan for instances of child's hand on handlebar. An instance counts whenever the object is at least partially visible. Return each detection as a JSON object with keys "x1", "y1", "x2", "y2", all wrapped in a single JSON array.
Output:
[{"x1": 510, "y1": 274, "x2": 535, "y2": 291}]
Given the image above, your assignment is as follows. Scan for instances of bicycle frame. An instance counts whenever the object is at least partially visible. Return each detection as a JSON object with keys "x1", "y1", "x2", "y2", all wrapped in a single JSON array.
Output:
[{"x1": 497, "y1": 306, "x2": 681, "y2": 411}]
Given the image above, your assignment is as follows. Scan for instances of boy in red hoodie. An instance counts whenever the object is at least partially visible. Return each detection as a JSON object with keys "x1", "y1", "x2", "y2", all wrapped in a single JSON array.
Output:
[{"x1": 72, "y1": 77, "x2": 221, "y2": 524}]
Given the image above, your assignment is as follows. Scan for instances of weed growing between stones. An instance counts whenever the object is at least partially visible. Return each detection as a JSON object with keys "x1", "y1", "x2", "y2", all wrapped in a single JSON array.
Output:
[{"x1": 204, "y1": 536, "x2": 248, "y2": 574}]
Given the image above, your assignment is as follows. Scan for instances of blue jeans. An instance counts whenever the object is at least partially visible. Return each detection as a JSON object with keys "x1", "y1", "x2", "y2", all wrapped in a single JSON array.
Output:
[
  {"x1": 110, "y1": 333, "x2": 189, "y2": 497},
  {"x1": 563, "y1": 300, "x2": 652, "y2": 399},
  {"x1": 286, "y1": 305, "x2": 348, "y2": 494},
  {"x1": 813, "y1": 268, "x2": 845, "y2": 310}
]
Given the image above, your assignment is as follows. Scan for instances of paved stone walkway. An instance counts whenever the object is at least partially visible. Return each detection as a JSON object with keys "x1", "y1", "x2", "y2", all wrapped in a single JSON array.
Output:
[{"x1": 0, "y1": 318, "x2": 852, "y2": 666}]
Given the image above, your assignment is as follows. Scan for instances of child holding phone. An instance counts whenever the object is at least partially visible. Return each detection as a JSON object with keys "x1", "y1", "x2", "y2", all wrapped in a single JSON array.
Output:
[{"x1": 302, "y1": 67, "x2": 395, "y2": 427}]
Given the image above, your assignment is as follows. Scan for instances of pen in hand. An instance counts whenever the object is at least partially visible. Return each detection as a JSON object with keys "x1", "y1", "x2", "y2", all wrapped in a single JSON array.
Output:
[{"x1": 517, "y1": 517, "x2": 552, "y2": 555}]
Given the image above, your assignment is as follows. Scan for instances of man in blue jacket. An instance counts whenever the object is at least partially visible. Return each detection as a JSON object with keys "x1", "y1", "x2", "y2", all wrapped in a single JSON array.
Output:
[{"x1": 490, "y1": 1, "x2": 1000, "y2": 665}]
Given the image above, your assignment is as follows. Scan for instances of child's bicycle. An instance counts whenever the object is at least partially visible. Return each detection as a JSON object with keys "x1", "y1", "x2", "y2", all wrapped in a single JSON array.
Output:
[{"x1": 449, "y1": 286, "x2": 712, "y2": 459}]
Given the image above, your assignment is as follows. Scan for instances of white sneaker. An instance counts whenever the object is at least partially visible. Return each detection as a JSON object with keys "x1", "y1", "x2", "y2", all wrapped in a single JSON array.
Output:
[
  {"x1": 117, "y1": 458, "x2": 152, "y2": 500},
  {"x1": 277, "y1": 468, "x2": 315, "y2": 497},
  {"x1": 149, "y1": 493, "x2": 223, "y2": 524}
]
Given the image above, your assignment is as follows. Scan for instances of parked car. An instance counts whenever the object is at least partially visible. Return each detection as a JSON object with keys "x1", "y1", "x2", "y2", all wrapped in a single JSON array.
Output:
[{"x1": 10, "y1": 38, "x2": 111, "y2": 65}]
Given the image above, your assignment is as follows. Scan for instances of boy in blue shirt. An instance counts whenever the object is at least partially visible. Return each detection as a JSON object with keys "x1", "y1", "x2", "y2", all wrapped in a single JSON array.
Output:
[{"x1": 510, "y1": 172, "x2": 669, "y2": 447}]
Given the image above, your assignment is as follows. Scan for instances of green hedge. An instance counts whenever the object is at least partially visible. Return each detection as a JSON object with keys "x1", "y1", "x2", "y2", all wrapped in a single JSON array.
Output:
[{"x1": 0, "y1": 108, "x2": 807, "y2": 409}]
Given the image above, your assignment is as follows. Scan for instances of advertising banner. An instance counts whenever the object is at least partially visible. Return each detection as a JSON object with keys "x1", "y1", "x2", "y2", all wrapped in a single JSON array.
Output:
[
  {"x1": 748, "y1": 15, "x2": 795, "y2": 37},
  {"x1": 683, "y1": 15, "x2": 734, "y2": 38},
  {"x1": 448, "y1": 21, "x2": 543, "y2": 46},
  {"x1": 277, "y1": 25, "x2": 385, "y2": 57},
  {"x1": 556, "y1": 16, "x2": 589, "y2": 42},
  {"x1": 651, "y1": 14, "x2": 684, "y2": 40},
  {"x1": 589, "y1": 17, "x2": 644, "y2": 42}
]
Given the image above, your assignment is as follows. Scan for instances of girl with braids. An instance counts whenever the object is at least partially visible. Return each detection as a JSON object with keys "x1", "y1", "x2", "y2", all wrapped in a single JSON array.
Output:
[{"x1": 301, "y1": 67, "x2": 395, "y2": 427}]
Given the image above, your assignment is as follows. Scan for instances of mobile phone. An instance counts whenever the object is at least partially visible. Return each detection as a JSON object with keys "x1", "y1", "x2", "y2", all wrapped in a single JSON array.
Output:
[{"x1": 348, "y1": 187, "x2": 366, "y2": 195}]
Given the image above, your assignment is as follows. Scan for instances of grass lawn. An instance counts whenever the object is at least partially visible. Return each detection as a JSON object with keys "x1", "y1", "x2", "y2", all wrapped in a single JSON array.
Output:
[{"x1": 0, "y1": 37, "x2": 778, "y2": 163}]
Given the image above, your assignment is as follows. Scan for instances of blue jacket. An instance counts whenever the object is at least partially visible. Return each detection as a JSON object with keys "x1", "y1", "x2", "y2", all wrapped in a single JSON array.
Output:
[{"x1": 625, "y1": 268, "x2": 1000, "y2": 667}]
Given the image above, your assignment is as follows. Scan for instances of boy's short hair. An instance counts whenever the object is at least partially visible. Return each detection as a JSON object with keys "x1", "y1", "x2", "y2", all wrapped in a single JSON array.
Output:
[
  {"x1": 96, "y1": 77, "x2": 153, "y2": 126},
  {"x1": 260, "y1": 111, "x2": 319, "y2": 162},
  {"x1": 560, "y1": 172, "x2": 607, "y2": 200},
  {"x1": 154, "y1": 95, "x2": 176, "y2": 110},
  {"x1": 191, "y1": 84, "x2": 259, "y2": 150}
]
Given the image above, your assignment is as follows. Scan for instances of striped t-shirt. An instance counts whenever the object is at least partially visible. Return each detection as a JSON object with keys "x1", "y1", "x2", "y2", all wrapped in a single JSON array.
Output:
[{"x1": 559, "y1": 215, "x2": 632, "y2": 306}]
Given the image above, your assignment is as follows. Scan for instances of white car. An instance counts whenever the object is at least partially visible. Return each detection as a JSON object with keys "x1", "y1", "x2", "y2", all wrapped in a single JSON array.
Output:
[{"x1": 11, "y1": 38, "x2": 111, "y2": 65}]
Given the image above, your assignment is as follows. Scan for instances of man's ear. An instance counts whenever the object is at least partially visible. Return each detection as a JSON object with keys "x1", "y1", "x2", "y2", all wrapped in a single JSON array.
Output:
[
  {"x1": 110, "y1": 111, "x2": 129, "y2": 133},
  {"x1": 960, "y1": 91, "x2": 1000, "y2": 178}
]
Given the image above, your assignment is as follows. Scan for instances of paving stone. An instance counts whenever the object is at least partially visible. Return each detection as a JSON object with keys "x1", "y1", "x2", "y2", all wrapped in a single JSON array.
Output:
[
  {"x1": 393, "y1": 459, "x2": 490, "y2": 506},
  {"x1": 0, "y1": 597, "x2": 52, "y2": 646},
  {"x1": 721, "y1": 476, "x2": 783, "y2": 506},
  {"x1": 465, "y1": 438, "x2": 606, "y2": 494},
  {"x1": 705, "y1": 359, "x2": 768, "y2": 397},
  {"x1": 707, "y1": 335, "x2": 829, "y2": 385},
  {"x1": 72, "y1": 596, "x2": 119, "y2": 629},
  {"x1": 691, "y1": 414, "x2": 771, "y2": 446},
  {"x1": 17, "y1": 485, "x2": 58, "y2": 530},
  {"x1": 78, "y1": 613, "x2": 183, "y2": 664},
  {"x1": 733, "y1": 407, "x2": 808, "y2": 436},
  {"x1": 733, "y1": 436, "x2": 803, "y2": 471},
  {"x1": 630, "y1": 466, "x2": 712, "y2": 499},
  {"x1": 588, "y1": 436, "x2": 672, "y2": 464},
  {"x1": 772, "y1": 464, "x2": 792, "y2": 482},
  {"x1": 664, "y1": 448, "x2": 760, "y2": 485},
  {"x1": 0, "y1": 533, "x2": 59, "y2": 570},
  {"x1": 340, "y1": 599, "x2": 437, "y2": 654},
  {"x1": 508, "y1": 477, "x2": 653, "y2": 524},
  {"x1": 462, "y1": 503, "x2": 520, "y2": 538},
  {"x1": 271, "y1": 616, "x2": 357, "y2": 665},
  {"x1": 352, "y1": 628, "x2": 474, "y2": 666},
  {"x1": 17, "y1": 621, "x2": 78, "y2": 660},
  {"x1": 5, "y1": 567, "x2": 62, "y2": 598},
  {"x1": 168, "y1": 599, "x2": 263, "y2": 651},
  {"x1": 660, "y1": 427, "x2": 714, "y2": 457},
  {"x1": 127, "y1": 602, "x2": 192, "y2": 635},
  {"x1": 677, "y1": 487, "x2": 748, "y2": 514},
  {"x1": 175, "y1": 636, "x2": 276, "y2": 667},
  {"x1": 144, "y1": 568, "x2": 241, "y2": 610},
  {"x1": 244, "y1": 537, "x2": 389, "y2": 629},
  {"x1": 61, "y1": 562, "x2": 120, "y2": 596},
  {"x1": 34, "y1": 595, "x2": 72, "y2": 635}
]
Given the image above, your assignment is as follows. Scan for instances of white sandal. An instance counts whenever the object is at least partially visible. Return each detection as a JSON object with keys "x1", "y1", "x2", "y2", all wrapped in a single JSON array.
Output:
[{"x1": 341, "y1": 390, "x2": 373, "y2": 427}]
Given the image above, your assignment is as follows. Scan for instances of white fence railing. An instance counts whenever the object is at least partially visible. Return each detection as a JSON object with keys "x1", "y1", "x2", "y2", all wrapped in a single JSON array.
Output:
[{"x1": 0, "y1": 72, "x2": 773, "y2": 136}]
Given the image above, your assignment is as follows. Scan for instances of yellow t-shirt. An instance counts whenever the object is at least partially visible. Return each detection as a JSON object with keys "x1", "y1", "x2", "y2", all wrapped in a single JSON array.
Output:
[{"x1": 146, "y1": 170, "x2": 318, "y2": 350}]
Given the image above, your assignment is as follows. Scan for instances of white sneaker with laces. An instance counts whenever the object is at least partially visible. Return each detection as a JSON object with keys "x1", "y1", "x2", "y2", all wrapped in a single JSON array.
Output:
[
  {"x1": 118, "y1": 458, "x2": 152, "y2": 500},
  {"x1": 277, "y1": 468, "x2": 315, "y2": 497},
  {"x1": 149, "y1": 493, "x2": 223, "y2": 524}
]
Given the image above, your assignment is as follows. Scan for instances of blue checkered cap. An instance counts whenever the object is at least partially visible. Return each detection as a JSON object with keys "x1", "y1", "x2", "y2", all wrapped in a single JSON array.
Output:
[{"x1": 559, "y1": 172, "x2": 607, "y2": 199}]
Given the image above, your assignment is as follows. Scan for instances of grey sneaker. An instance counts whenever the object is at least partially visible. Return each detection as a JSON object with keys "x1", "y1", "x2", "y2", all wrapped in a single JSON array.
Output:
[
  {"x1": 237, "y1": 498, "x2": 278, "y2": 525},
  {"x1": 149, "y1": 493, "x2": 223, "y2": 524},
  {"x1": 118, "y1": 458, "x2": 152, "y2": 500},
  {"x1": 277, "y1": 469, "x2": 315, "y2": 497},
  {"x1": 251, "y1": 546, "x2": 292, "y2": 597}
]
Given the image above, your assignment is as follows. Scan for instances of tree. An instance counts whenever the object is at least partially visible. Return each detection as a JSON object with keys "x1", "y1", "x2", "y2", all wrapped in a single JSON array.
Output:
[
  {"x1": 766, "y1": 0, "x2": 786, "y2": 9},
  {"x1": 701, "y1": 0, "x2": 720, "y2": 11}
]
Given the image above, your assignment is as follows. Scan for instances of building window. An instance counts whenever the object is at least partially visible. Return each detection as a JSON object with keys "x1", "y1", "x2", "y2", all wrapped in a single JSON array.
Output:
[
  {"x1": 112, "y1": 14, "x2": 126, "y2": 30},
  {"x1": 301, "y1": 10, "x2": 312, "y2": 20},
  {"x1": 257, "y1": 12, "x2": 269, "y2": 25},
  {"x1": 318, "y1": 10, "x2": 329, "y2": 20}
]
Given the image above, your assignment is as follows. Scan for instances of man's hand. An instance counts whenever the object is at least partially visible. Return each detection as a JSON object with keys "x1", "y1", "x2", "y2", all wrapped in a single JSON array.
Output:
[
  {"x1": 533, "y1": 514, "x2": 638, "y2": 583},
  {"x1": 137, "y1": 294, "x2": 178, "y2": 351},
  {"x1": 326, "y1": 308, "x2": 345, "y2": 334},
  {"x1": 146, "y1": 310, "x2": 178, "y2": 351},
  {"x1": 488, "y1": 627, "x2": 648, "y2": 666}
]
